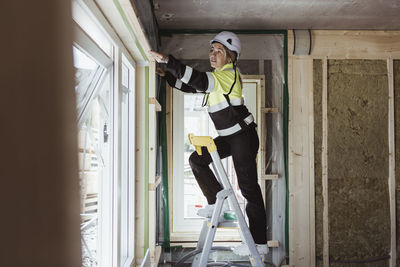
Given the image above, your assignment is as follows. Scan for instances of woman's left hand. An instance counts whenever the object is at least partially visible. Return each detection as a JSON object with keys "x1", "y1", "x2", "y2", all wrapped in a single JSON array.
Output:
[{"x1": 149, "y1": 50, "x2": 169, "y2": 63}]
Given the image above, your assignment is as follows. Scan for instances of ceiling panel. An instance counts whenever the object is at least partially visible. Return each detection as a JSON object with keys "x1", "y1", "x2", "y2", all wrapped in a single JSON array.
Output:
[{"x1": 153, "y1": 0, "x2": 400, "y2": 30}]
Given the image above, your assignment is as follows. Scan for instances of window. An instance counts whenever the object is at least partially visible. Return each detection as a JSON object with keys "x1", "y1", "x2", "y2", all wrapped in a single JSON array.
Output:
[{"x1": 73, "y1": 1, "x2": 137, "y2": 266}]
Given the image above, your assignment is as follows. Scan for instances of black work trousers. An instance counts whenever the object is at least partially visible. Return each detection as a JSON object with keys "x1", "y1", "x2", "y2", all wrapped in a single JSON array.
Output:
[{"x1": 188, "y1": 127, "x2": 267, "y2": 244}]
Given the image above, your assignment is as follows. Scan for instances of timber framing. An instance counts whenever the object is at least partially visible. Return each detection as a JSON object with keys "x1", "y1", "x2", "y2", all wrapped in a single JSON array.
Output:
[{"x1": 288, "y1": 30, "x2": 400, "y2": 267}]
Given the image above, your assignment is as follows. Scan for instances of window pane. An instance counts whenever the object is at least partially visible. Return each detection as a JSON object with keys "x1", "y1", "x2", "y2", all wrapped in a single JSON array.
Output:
[
  {"x1": 73, "y1": 46, "x2": 103, "y2": 117},
  {"x1": 77, "y1": 71, "x2": 111, "y2": 267}
]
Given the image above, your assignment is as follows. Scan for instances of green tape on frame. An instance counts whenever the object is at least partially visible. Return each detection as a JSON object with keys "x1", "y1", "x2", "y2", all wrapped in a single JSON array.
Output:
[{"x1": 113, "y1": 0, "x2": 148, "y2": 61}]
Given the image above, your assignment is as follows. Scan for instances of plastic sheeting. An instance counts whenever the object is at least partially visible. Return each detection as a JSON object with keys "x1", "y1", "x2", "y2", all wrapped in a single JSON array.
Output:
[{"x1": 160, "y1": 33, "x2": 286, "y2": 265}]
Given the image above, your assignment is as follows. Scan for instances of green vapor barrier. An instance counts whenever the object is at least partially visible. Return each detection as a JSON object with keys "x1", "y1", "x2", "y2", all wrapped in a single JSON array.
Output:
[
  {"x1": 159, "y1": 78, "x2": 171, "y2": 247},
  {"x1": 158, "y1": 29, "x2": 289, "y2": 258},
  {"x1": 113, "y1": 0, "x2": 148, "y2": 61},
  {"x1": 144, "y1": 67, "x2": 149, "y2": 252}
]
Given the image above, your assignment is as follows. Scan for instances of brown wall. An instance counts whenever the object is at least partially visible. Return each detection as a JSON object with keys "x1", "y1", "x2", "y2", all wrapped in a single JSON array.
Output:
[{"x1": 0, "y1": 0, "x2": 81, "y2": 266}]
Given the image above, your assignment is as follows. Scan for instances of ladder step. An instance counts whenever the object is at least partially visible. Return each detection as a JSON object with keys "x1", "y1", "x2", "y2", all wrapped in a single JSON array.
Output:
[{"x1": 206, "y1": 220, "x2": 239, "y2": 229}]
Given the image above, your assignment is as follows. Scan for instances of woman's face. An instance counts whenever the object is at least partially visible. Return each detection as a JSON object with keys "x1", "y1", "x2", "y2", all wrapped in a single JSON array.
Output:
[{"x1": 209, "y1": 43, "x2": 230, "y2": 70}]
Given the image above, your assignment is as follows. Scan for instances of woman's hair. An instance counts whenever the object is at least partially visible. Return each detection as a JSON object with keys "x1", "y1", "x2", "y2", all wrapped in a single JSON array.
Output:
[
  {"x1": 221, "y1": 45, "x2": 242, "y2": 86},
  {"x1": 222, "y1": 46, "x2": 237, "y2": 64}
]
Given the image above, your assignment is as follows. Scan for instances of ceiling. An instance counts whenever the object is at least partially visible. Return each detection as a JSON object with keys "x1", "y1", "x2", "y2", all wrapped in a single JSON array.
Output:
[{"x1": 153, "y1": 0, "x2": 400, "y2": 30}]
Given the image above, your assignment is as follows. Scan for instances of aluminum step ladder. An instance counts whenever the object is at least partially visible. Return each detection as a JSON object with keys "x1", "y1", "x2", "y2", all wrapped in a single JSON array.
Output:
[{"x1": 188, "y1": 134, "x2": 264, "y2": 267}]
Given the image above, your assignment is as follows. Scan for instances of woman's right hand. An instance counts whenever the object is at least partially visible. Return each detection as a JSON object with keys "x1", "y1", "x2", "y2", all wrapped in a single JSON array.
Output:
[{"x1": 149, "y1": 50, "x2": 169, "y2": 63}]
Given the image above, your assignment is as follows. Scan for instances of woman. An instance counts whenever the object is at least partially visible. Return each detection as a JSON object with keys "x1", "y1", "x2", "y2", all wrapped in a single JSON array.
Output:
[{"x1": 149, "y1": 31, "x2": 268, "y2": 255}]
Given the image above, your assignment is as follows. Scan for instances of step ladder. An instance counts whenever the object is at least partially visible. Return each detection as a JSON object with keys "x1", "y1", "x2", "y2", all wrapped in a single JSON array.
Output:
[{"x1": 188, "y1": 134, "x2": 264, "y2": 267}]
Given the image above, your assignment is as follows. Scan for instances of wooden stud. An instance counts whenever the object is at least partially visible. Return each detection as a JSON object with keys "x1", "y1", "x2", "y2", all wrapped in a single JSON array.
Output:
[
  {"x1": 387, "y1": 58, "x2": 397, "y2": 267},
  {"x1": 148, "y1": 61, "x2": 157, "y2": 259},
  {"x1": 309, "y1": 58, "x2": 316, "y2": 267},
  {"x1": 288, "y1": 49, "x2": 294, "y2": 265},
  {"x1": 135, "y1": 66, "x2": 147, "y2": 259},
  {"x1": 322, "y1": 58, "x2": 329, "y2": 267},
  {"x1": 288, "y1": 52, "x2": 315, "y2": 266}
]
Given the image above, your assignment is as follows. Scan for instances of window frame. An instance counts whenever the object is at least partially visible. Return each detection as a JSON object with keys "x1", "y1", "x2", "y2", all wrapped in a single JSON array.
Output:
[{"x1": 72, "y1": 0, "x2": 137, "y2": 266}]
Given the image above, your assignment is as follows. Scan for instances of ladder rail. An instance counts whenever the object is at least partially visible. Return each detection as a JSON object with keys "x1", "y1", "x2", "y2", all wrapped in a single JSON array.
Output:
[{"x1": 210, "y1": 150, "x2": 264, "y2": 267}]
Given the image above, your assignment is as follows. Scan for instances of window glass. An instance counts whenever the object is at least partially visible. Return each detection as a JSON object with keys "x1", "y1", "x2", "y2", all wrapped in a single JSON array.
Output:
[
  {"x1": 73, "y1": 46, "x2": 104, "y2": 117},
  {"x1": 75, "y1": 48, "x2": 111, "y2": 267}
]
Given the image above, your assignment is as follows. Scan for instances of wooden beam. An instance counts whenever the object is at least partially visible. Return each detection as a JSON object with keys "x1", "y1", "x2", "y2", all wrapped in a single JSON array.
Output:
[
  {"x1": 322, "y1": 58, "x2": 329, "y2": 267},
  {"x1": 387, "y1": 58, "x2": 397, "y2": 267},
  {"x1": 293, "y1": 31, "x2": 400, "y2": 59}
]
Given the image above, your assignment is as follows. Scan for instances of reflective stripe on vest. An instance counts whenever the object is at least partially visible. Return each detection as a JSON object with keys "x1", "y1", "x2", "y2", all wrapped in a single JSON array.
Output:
[
  {"x1": 208, "y1": 97, "x2": 244, "y2": 113},
  {"x1": 216, "y1": 114, "x2": 254, "y2": 136}
]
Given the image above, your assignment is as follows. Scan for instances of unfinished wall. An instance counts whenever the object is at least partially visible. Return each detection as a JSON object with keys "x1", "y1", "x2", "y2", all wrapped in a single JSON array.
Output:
[
  {"x1": 314, "y1": 59, "x2": 391, "y2": 266},
  {"x1": 395, "y1": 60, "x2": 400, "y2": 267}
]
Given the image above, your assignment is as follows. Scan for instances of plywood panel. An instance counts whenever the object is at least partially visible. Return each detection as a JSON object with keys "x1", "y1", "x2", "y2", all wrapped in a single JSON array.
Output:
[{"x1": 327, "y1": 60, "x2": 390, "y2": 266}]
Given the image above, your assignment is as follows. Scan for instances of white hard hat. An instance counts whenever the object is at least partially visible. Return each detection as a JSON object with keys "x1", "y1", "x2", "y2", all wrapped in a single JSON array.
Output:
[{"x1": 210, "y1": 31, "x2": 241, "y2": 60}]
